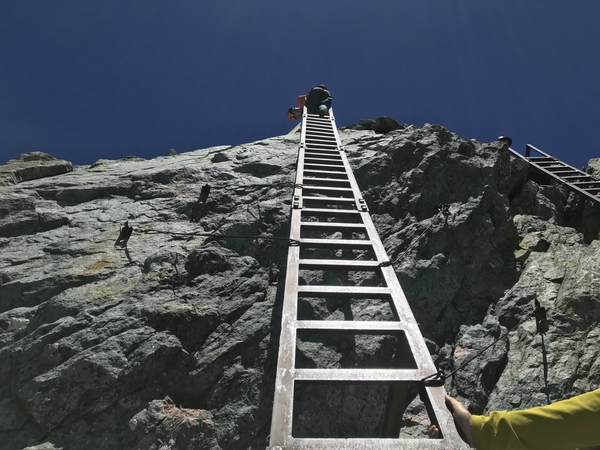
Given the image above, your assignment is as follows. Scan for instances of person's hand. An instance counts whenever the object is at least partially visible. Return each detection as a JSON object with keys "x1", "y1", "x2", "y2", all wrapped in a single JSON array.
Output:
[
  {"x1": 427, "y1": 395, "x2": 475, "y2": 448},
  {"x1": 427, "y1": 423, "x2": 440, "y2": 439}
]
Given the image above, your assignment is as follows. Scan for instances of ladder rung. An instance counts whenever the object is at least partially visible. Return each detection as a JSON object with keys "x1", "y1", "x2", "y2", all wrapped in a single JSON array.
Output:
[
  {"x1": 306, "y1": 130, "x2": 334, "y2": 137},
  {"x1": 544, "y1": 165, "x2": 573, "y2": 170},
  {"x1": 302, "y1": 197, "x2": 356, "y2": 205},
  {"x1": 305, "y1": 132, "x2": 333, "y2": 138},
  {"x1": 300, "y1": 222, "x2": 365, "y2": 230},
  {"x1": 305, "y1": 139, "x2": 337, "y2": 145},
  {"x1": 306, "y1": 138, "x2": 337, "y2": 144},
  {"x1": 303, "y1": 170, "x2": 349, "y2": 179},
  {"x1": 302, "y1": 186, "x2": 354, "y2": 195},
  {"x1": 298, "y1": 238, "x2": 372, "y2": 249},
  {"x1": 302, "y1": 178, "x2": 351, "y2": 187},
  {"x1": 306, "y1": 123, "x2": 331, "y2": 129},
  {"x1": 301, "y1": 207, "x2": 360, "y2": 214},
  {"x1": 304, "y1": 162, "x2": 344, "y2": 170},
  {"x1": 573, "y1": 185, "x2": 600, "y2": 191},
  {"x1": 305, "y1": 127, "x2": 334, "y2": 134},
  {"x1": 305, "y1": 127, "x2": 332, "y2": 131},
  {"x1": 301, "y1": 208, "x2": 362, "y2": 218},
  {"x1": 549, "y1": 170, "x2": 578, "y2": 175},
  {"x1": 286, "y1": 438, "x2": 455, "y2": 450},
  {"x1": 293, "y1": 368, "x2": 430, "y2": 382},
  {"x1": 302, "y1": 194, "x2": 355, "y2": 200},
  {"x1": 304, "y1": 153, "x2": 342, "y2": 161},
  {"x1": 298, "y1": 259, "x2": 380, "y2": 271},
  {"x1": 305, "y1": 142, "x2": 339, "y2": 148},
  {"x1": 304, "y1": 157, "x2": 343, "y2": 164},
  {"x1": 296, "y1": 320, "x2": 403, "y2": 332},
  {"x1": 306, "y1": 129, "x2": 332, "y2": 134},
  {"x1": 305, "y1": 143, "x2": 338, "y2": 150},
  {"x1": 304, "y1": 146, "x2": 341, "y2": 156},
  {"x1": 529, "y1": 157, "x2": 555, "y2": 162},
  {"x1": 304, "y1": 164, "x2": 346, "y2": 172},
  {"x1": 537, "y1": 161, "x2": 565, "y2": 166},
  {"x1": 297, "y1": 285, "x2": 390, "y2": 298},
  {"x1": 304, "y1": 156, "x2": 343, "y2": 163},
  {"x1": 570, "y1": 170, "x2": 587, "y2": 178},
  {"x1": 304, "y1": 149, "x2": 340, "y2": 156},
  {"x1": 565, "y1": 176, "x2": 593, "y2": 181},
  {"x1": 306, "y1": 114, "x2": 330, "y2": 120},
  {"x1": 306, "y1": 133, "x2": 336, "y2": 138},
  {"x1": 571, "y1": 176, "x2": 600, "y2": 186},
  {"x1": 561, "y1": 174, "x2": 589, "y2": 178}
]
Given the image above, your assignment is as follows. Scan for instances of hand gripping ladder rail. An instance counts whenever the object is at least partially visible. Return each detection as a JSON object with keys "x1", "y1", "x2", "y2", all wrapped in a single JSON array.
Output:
[{"x1": 268, "y1": 108, "x2": 468, "y2": 449}]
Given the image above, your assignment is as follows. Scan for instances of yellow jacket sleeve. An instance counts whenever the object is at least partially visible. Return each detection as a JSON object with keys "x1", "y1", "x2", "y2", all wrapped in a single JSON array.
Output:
[{"x1": 470, "y1": 389, "x2": 600, "y2": 450}]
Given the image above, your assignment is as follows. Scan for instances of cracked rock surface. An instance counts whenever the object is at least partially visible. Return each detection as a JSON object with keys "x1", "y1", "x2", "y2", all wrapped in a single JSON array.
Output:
[{"x1": 1, "y1": 122, "x2": 599, "y2": 448}]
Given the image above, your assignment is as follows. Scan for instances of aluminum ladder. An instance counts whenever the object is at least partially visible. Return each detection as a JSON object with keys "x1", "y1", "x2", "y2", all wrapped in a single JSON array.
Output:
[
  {"x1": 268, "y1": 108, "x2": 468, "y2": 449},
  {"x1": 510, "y1": 144, "x2": 600, "y2": 205}
]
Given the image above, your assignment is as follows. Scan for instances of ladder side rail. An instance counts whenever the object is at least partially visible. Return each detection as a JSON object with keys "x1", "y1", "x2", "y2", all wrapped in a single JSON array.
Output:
[
  {"x1": 516, "y1": 145, "x2": 558, "y2": 162},
  {"x1": 269, "y1": 226, "x2": 300, "y2": 448},
  {"x1": 509, "y1": 148, "x2": 527, "y2": 160},
  {"x1": 270, "y1": 107, "x2": 310, "y2": 448},
  {"x1": 289, "y1": 438, "x2": 468, "y2": 450},
  {"x1": 527, "y1": 144, "x2": 558, "y2": 159}
]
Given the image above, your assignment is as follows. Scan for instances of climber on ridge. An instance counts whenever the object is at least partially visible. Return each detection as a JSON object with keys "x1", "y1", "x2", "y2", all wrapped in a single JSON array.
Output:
[
  {"x1": 287, "y1": 84, "x2": 332, "y2": 120},
  {"x1": 427, "y1": 390, "x2": 600, "y2": 449}
]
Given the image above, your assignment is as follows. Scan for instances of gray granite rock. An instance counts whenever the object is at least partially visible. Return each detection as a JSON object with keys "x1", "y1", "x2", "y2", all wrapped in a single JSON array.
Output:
[{"x1": 0, "y1": 124, "x2": 599, "y2": 449}]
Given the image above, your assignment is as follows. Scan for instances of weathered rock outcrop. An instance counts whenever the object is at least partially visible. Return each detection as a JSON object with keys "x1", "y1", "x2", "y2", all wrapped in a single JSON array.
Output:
[
  {"x1": 1, "y1": 121, "x2": 599, "y2": 449},
  {"x1": 0, "y1": 152, "x2": 73, "y2": 186}
]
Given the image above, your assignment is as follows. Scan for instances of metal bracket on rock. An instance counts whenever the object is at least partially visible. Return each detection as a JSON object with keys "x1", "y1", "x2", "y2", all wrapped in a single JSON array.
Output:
[
  {"x1": 114, "y1": 221, "x2": 134, "y2": 247},
  {"x1": 357, "y1": 198, "x2": 369, "y2": 212},
  {"x1": 421, "y1": 369, "x2": 446, "y2": 387},
  {"x1": 533, "y1": 299, "x2": 549, "y2": 334},
  {"x1": 198, "y1": 184, "x2": 211, "y2": 203}
]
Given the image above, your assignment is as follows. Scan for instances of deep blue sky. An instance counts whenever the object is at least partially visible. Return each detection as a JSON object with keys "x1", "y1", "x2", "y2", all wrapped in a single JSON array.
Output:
[{"x1": 2, "y1": 1, "x2": 599, "y2": 168}]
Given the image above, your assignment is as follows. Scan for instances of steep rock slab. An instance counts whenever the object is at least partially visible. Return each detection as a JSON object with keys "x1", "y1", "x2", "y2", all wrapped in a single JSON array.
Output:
[
  {"x1": 0, "y1": 136, "x2": 295, "y2": 449},
  {"x1": 18, "y1": 328, "x2": 185, "y2": 432},
  {"x1": 451, "y1": 223, "x2": 600, "y2": 414},
  {"x1": 0, "y1": 193, "x2": 68, "y2": 238}
]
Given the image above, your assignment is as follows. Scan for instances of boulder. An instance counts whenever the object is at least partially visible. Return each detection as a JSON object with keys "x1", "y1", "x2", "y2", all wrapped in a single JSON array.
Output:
[{"x1": 372, "y1": 116, "x2": 403, "y2": 134}]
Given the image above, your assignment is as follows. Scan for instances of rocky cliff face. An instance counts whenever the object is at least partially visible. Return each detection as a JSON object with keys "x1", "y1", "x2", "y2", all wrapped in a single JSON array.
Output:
[{"x1": 1, "y1": 122, "x2": 599, "y2": 449}]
